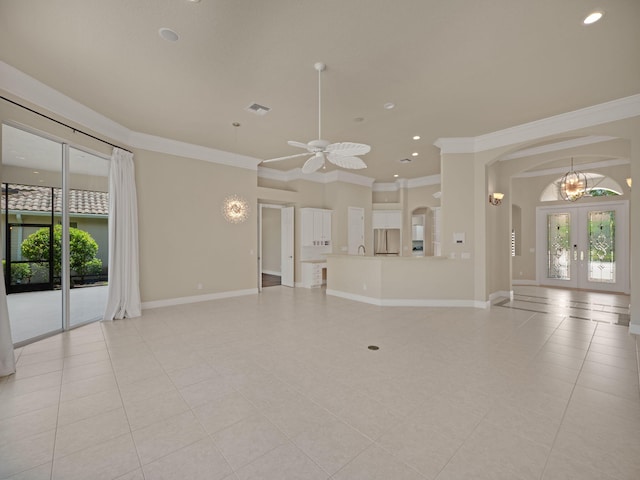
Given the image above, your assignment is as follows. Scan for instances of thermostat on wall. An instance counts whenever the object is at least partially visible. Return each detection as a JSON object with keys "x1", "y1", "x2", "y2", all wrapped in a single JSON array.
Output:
[{"x1": 453, "y1": 232, "x2": 465, "y2": 245}]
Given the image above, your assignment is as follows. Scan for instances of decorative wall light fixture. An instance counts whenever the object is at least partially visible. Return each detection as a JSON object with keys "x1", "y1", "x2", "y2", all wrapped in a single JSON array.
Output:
[
  {"x1": 626, "y1": 177, "x2": 632, "y2": 188},
  {"x1": 488, "y1": 192, "x2": 504, "y2": 206},
  {"x1": 559, "y1": 158, "x2": 588, "y2": 202},
  {"x1": 222, "y1": 195, "x2": 250, "y2": 223}
]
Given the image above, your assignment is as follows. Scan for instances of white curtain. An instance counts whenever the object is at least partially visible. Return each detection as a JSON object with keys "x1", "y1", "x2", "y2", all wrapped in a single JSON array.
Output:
[
  {"x1": 0, "y1": 267, "x2": 16, "y2": 377},
  {"x1": 103, "y1": 148, "x2": 142, "y2": 320}
]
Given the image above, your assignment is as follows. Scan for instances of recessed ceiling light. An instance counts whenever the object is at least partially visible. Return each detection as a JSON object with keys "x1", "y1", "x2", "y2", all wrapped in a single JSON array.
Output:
[
  {"x1": 383, "y1": 102, "x2": 395, "y2": 110},
  {"x1": 232, "y1": 122, "x2": 240, "y2": 127},
  {"x1": 187, "y1": 0, "x2": 201, "y2": 3},
  {"x1": 159, "y1": 27, "x2": 179, "y2": 42},
  {"x1": 583, "y1": 11, "x2": 604, "y2": 25},
  {"x1": 412, "y1": 135, "x2": 420, "y2": 140},
  {"x1": 393, "y1": 174, "x2": 399, "y2": 178},
  {"x1": 33, "y1": 171, "x2": 39, "y2": 174},
  {"x1": 411, "y1": 152, "x2": 419, "y2": 157}
]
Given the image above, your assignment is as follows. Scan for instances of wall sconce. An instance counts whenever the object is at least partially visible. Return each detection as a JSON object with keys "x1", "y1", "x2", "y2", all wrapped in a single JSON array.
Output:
[
  {"x1": 222, "y1": 195, "x2": 250, "y2": 223},
  {"x1": 626, "y1": 177, "x2": 632, "y2": 188},
  {"x1": 488, "y1": 192, "x2": 504, "y2": 206}
]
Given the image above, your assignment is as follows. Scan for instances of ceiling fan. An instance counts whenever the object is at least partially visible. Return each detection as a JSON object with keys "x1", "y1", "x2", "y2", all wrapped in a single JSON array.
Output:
[{"x1": 262, "y1": 62, "x2": 370, "y2": 174}]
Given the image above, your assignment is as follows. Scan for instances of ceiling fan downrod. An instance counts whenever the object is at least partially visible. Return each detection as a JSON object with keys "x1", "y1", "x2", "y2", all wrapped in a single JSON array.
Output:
[{"x1": 314, "y1": 62, "x2": 326, "y2": 141}]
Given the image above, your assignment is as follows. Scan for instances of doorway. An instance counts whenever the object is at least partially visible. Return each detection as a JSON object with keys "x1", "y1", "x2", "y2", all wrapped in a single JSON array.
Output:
[
  {"x1": 536, "y1": 200, "x2": 629, "y2": 293},
  {"x1": 258, "y1": 204, "x2": 294, "y2": 289}
]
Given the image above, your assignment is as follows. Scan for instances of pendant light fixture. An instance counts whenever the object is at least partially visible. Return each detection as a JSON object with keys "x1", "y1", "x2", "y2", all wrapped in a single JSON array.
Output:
[{"x1": 559, "y1": 158, "x2": 588, "y2": 202}]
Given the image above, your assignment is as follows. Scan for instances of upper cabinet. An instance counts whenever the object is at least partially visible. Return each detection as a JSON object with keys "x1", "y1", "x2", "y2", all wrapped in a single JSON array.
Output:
[
  {"x1": 372, "y1": 210, "x2": 402, "y2": 229},
  {"x1": 301, "y1": 208, "x2": 332, "y2": 247}
]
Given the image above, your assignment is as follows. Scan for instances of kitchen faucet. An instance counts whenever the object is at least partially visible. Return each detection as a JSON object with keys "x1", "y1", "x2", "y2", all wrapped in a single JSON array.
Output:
[{"x1": 358, "y1": 245, "x2": 366, "y2": 255}]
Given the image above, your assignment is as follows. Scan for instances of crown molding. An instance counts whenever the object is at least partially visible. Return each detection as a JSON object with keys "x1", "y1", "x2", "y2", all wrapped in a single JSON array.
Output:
[
  {"x1": 257, "y1": 166, "x2": 375, "y2": 187},
  {"x1": 324, "y1": 170, "x2": 376, "y2": 187},
  {"x1": 433, "y1": 137, "x2": 476, "y2": 154},
  {"x1": 435, "y1": 94, "x2": 640, "y2": 154},
  {"x1": 500, "y1": 135, "x2": 617, "y2": 161},
  {"x1": 129, "y1": 132, "x2": 260, "y2": 170},
  {"x1": 407, "y1": 174, "x2": 441, "y2": 188},
  {"x1": 257, "y1": 166, "x2": 291, "y2": 182},
  {"x1": 0, "y1": 61, "x2": 260, "y2": 171},
  {"x1": 513, "y1": 158, "x2": 630, "y2": 178},
  {"x1": 372, "y1": 174, "x2": 441, "y2": 192},
  {"x1": 0, "y1": 61, "x2": 131, "y2": 144}
]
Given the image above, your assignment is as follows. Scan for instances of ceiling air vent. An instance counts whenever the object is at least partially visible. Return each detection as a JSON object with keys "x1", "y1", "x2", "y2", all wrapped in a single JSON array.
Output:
[
  {"x1": 245, "y1": 103, "x2": 271, "y2": 116},
  {"x1": 398, "y1": 158, "x2": 412, "y2": 164}
]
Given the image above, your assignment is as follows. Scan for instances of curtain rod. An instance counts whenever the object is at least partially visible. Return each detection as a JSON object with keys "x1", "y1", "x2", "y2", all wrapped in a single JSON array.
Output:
[{"x1": 1, "y1": 95, "x2": 132, "y2": 154}]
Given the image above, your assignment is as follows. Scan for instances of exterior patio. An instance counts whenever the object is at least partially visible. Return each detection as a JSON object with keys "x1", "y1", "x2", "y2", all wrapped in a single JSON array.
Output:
[{"x1": 6, "y1": 285, "x2": 108, "y2": 345}]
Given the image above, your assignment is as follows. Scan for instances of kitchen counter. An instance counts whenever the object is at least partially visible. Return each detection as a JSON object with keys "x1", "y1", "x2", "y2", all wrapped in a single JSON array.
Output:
[{"x1": 325, "y1": 254, "x2": 478, "y2": 307}]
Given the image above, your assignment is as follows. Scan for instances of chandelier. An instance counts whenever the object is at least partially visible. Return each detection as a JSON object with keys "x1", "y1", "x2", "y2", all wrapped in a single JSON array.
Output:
[{"x1": 559, "y1": 158, "x2": 588, "y2": 202}]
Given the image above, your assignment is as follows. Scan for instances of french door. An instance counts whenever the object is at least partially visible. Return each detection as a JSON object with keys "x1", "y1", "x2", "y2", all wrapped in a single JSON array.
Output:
[{"x1": 536, "y1": 201, "x2": 629, "y2": 293}]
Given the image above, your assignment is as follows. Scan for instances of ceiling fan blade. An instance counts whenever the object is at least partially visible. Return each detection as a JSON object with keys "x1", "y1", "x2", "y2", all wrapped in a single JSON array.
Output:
[
  {"x1": 301, "y1": 153, "x2": 325, "y2": 174},
  {"x1": 262, "y1": 152, "x2": 312, "y2": 163},
  {"x1": 287, "y1": 140, "x2": 310, "y2": 150},
  {"x1": 327, "y1": 154, "x2": 367, "y2": 170},
  {"x1": 326, "y1": 142, "x2": 371, "y2": 157}
]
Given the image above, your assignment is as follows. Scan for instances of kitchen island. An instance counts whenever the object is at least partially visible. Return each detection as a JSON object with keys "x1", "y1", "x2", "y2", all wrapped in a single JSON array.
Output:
[{"x1": 326, "y1": 254, "x2": 482, "y2": 308}]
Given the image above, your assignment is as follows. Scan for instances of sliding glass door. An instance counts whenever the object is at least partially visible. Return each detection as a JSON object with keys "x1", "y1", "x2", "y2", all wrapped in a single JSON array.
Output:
[
  {"x1": 2, "y1": 124, "x2": 109, "y2": 345},
  {"x1": 68, "y1": 147, "x2": 109, "y2": 327}
]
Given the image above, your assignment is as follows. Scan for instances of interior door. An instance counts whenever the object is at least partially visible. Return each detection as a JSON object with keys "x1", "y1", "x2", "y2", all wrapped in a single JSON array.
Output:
[
  {"x1": 536, "y1": 201, "x2": 629, "y2": 293},
  {"x1": 281, "y1": 206, "x2": 294, "y2": 287},
  {"x1": 348, "y1": 207, "x2": 365, "y2": 255}
]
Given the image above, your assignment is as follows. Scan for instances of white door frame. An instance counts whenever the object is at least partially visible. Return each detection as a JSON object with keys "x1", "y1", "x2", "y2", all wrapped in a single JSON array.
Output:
[
  {"x1": 536, "y1": 200, "x2": 629, "y2": 293},
  {"x1": 281, "y1": 206, "x2": 294, "y2": 287},
  {"x1": 258, "y1": 204, "x2": 294, "y2": 290}
]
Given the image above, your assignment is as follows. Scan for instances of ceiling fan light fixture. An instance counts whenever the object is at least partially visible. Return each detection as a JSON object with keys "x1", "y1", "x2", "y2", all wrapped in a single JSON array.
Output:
[{"x1": 262, "y1": 62, "x2": 370, "y2": 173}]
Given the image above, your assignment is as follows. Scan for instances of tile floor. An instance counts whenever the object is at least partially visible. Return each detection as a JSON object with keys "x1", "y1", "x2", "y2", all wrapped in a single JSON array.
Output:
[{"x1": 1, "y1": 286, "x2": 639, "y2": 479}]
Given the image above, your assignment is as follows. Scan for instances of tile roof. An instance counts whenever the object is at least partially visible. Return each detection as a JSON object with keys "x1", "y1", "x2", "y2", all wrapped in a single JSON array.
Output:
[{"x1": 1, "y1": 184, "x2": 109, "y2": 216}]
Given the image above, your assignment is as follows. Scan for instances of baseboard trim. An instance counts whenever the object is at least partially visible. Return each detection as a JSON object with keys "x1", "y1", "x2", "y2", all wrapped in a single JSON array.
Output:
[
  {"x1": 326, "y1": 289, "x2": 487, "y2": 309},
  {"x1": 489, "y1": 290, "x2": 513, "y2": 303},
  {"x1": 142, "y1": 288, "x2": 258, "y2": 310},
  {"x1": 629, "y1": 324, "x2": 640, "y2": 336},
  {"x1": 511, "y1": 280, "x2": 538, "y2": 286}
]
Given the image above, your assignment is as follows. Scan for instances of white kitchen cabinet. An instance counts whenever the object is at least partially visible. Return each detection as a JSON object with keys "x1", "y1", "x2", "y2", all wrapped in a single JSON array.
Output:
[
  {"x1": 372, "y1": 210, "x2": 402, "y2": 229},
  {"x1": 301, "y1": 208, "x2": 332, "y2": 246},
  {"x1": 301, "y1": 262, "x2": 326, "y2": 288}
]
